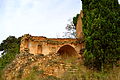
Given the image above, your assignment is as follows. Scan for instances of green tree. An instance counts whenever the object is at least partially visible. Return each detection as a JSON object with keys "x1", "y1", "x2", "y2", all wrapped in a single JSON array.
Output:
[
  {"x1": 82, "y1": 0, "x2": 120, "y2": 70},
  {"x1": 0, "y1": 36, "x2": 21, "y2": 70}
]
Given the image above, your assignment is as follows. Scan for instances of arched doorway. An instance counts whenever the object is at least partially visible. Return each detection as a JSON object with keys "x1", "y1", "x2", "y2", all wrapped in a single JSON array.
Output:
[{"x1": 57, "y1": 45, "x2": 78, "y2": 58}]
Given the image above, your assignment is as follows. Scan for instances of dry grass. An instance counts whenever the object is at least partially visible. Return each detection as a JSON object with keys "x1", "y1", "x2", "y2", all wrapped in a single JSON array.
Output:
[
  {"x1": 61, "y1": 61, "x2": 120, "y2": 80},
  {"x1": 22, "y1": 59, "x2": 120, "y2": 80},
  {"x1": 1, "y1": 55, "x2": 120, "y2": 80}
]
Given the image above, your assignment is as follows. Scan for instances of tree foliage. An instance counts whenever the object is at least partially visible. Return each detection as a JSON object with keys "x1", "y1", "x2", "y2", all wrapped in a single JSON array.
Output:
[
  {"x1": 64, "y1": 14, "x2": 79, "y2": 38},
  {"x1": 82, "y1": 0, "x2": 120, "y2": 70},
  {"x1": 0, "y1": 36, "x2": 21, "y2": 70}
]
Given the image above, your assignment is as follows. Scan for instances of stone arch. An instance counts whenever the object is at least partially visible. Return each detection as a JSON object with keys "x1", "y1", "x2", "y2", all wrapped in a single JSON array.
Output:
[{"x1": 57, "y1": 45, "x2": 78, "y2": 58}]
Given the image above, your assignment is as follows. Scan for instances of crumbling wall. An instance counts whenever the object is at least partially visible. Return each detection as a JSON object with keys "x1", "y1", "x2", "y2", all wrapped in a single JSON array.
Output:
[
  {"x1": 76, "y1": 10, "x2": 83, "y2": 39},
  {"x1": 20, "y1": 34, "x2": 83, "y2": 56}
]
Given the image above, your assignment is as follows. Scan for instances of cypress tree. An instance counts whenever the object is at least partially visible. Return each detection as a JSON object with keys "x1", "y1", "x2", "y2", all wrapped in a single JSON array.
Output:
[{"x1": 82, "y1": 0, "x2": 120, "y2": 70}]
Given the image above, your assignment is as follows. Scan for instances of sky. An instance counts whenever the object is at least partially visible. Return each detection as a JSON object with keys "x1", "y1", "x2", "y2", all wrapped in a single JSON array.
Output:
[
  {"x1": 0, "y1": 0, "x2": 82, "y2": 43},
  {"x1": 0, "y1": 0, "x2": 120, "y2": 43}
]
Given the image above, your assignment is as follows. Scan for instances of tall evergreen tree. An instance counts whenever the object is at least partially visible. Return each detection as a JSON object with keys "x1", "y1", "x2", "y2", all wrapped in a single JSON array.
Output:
[{"x1": 82, "y1": 0, "x2": 120, "y2": 70}]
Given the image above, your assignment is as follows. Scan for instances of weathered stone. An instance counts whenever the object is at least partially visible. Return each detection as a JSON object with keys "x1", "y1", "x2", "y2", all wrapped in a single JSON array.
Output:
[
  {"x1": 3, "y1": 10, "x2": 84, "y2": 80},
  {"x1": 20, "y1": 29, "x2": 84, "y2": 58},
  {"x1": 76, "y1": 10, "x2": 83, "y2": 40}
]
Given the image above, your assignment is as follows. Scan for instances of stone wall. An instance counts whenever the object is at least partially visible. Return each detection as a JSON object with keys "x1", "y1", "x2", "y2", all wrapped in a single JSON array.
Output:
[
  {"x1": 20, "y1": 34, "x2": 84, "y2": 57},
  {"x1": 76, "y1": 10, "x2": 83, "y2": 39}
]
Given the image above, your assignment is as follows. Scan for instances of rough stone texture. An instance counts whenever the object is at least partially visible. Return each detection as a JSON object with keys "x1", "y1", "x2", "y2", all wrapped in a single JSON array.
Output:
[
  {"x1": 3, "y1": 52, "x2": 83, "y2": 80},
  {"x1": 20, "y1": 34, "x2": 84, "y2": 58},
  {"x1": 76, "y1": 10, "x2": 83, "y2": 40}
]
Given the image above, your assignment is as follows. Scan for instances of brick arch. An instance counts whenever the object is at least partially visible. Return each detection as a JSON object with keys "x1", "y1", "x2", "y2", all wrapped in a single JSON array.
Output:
[{"x1": 56, "y1": 45, "x2": 78, "y2": 58}]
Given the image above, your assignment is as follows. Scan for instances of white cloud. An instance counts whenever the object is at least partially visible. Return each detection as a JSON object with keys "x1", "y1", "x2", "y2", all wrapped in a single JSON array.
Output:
[
  {"x1": 0, "y1": 0, "x2": 80, "y2": 43},
  {"x1": 0, "y1": 0, "x2": 120, "y2": 43},
  {"x1": 0, "y1": 0, "x2": 82, "y2": 43}
]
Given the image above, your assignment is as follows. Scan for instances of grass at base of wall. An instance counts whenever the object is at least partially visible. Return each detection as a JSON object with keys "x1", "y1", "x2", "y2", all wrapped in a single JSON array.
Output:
[
  {"x1": 0, "y1": 70, "x2": 4, "y2": 80},
  {"x1": 61, "y1": 64, "x2": 120, "y2": 80},
  {"x1": 22, "y1": 59, "x2": 120, "y2": 80}
]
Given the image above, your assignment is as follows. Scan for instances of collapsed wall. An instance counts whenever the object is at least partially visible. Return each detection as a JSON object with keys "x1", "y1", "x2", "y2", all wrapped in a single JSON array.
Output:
[{"x1": 20, "y1": 34, "x2": 84, "y2": 58}]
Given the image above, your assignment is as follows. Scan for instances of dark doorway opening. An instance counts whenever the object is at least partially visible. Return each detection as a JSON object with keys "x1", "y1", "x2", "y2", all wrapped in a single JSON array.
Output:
[{"x1": 57, "y1": 45, "x2": 77, "y2": 59}]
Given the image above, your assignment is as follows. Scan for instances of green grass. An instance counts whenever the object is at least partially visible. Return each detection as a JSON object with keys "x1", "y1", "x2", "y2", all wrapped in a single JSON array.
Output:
[{"x1": 0, "y1": 70, "x2": 4, "y2": 80}]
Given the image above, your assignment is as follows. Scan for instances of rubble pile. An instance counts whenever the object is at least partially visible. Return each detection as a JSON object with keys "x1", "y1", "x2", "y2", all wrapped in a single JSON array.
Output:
[{"x1": 3, "y1": 52, "x2": 82, "y2": 80}]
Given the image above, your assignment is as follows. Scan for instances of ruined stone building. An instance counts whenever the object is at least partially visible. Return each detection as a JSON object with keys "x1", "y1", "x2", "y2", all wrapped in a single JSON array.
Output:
[{"x1": 20, "y1": 11, "x2": 84, "y2": 58}]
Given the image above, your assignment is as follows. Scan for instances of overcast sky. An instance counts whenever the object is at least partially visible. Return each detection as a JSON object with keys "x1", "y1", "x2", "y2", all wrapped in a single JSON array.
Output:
[
  {"x1": 0, "y1": 0, "x2": 120, "y2": 43},
  {"x1": 0, "y1": 0, "x2": 82, "y2": 43}
]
